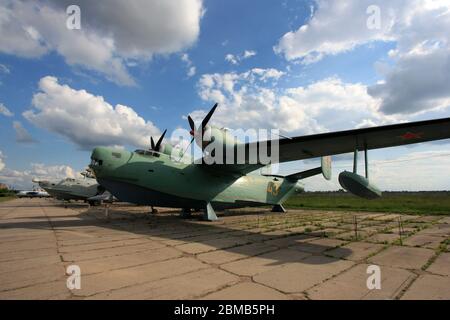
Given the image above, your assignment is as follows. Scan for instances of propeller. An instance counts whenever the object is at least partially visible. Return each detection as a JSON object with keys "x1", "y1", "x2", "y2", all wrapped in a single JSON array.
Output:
[
  {"x1": 150, "y1": 129, "x2": 167, "y2": 152},
  {"x1": 182, "y1": 103, "x2": 218, "y2": 157},
  {"x1": 187, "y1": 103, "x2": 218, "y2": 137}
]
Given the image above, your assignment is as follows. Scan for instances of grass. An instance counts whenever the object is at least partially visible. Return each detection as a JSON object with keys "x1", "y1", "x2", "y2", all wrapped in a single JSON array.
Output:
[
  {"x1": 0, "y1": 196, "x2": 16, "y2": 203},
  {"x1": 284, "y1": 191, "x2": 450, "y2": 215}
]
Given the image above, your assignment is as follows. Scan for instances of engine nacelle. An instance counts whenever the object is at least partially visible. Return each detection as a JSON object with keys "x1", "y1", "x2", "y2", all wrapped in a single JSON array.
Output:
[{"x1": 195, "y1": 126, "x2": 240, "y2": 154}]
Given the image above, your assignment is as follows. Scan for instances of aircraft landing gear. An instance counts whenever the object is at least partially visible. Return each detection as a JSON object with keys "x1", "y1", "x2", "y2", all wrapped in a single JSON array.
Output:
[
  {"x1": 104, "y1": 203, "x2": 110, "y2": 220},
  {"x1": 271, "y1": 204, "x2": 287, "y2": 213},
  {"x1": 150, "y1": 206, "x2": 158, "y2": 214},
  {"x1": 180, "y1": 208, "x2": 192, "y2": 219}
]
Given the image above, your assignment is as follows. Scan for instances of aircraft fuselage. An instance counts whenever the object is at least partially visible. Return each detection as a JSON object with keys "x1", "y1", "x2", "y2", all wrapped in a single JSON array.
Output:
[{"x1": 90, "y1": 147, "x2": 304, "y2": 210}]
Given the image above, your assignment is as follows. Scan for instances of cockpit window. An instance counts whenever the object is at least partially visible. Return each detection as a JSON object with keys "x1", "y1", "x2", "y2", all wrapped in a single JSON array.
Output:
[
  {"x1": 90, "y1": 158, "x2": 102, "y2": 166},
  {"x1": 134, "y1": 149, "x2": 158, "y2": 157}
]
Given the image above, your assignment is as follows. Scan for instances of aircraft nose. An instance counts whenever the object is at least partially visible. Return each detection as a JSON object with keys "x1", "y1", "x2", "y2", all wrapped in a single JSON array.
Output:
[
  {"x1": 89, "y1": 147, "x2": 130, "y2": 176},
  {"x1": 90, "y1": 147, "x2": 106, "y2": 168}
]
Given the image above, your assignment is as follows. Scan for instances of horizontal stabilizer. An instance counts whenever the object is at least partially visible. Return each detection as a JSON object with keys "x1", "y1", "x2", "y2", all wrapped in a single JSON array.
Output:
[
  {"x1": 263, "y1": 156, "x2": 332, "y2": 181},
  {"x1": 285, "y1": 166, "x2": 322, "y2": 181}
]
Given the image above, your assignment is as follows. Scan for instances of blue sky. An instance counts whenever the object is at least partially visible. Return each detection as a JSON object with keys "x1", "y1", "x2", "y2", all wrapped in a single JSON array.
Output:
[{"x1": 1, "y1": 0, "x2": 450, "y2": 190}]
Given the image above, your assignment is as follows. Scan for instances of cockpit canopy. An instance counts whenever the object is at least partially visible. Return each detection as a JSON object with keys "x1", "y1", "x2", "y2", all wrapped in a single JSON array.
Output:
[{"x1": 134, "y1": 149, "x2": 162, "y2": 157}]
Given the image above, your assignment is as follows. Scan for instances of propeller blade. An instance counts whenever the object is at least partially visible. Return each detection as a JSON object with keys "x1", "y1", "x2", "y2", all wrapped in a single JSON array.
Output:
[
  {"x1": 201, "y1": 103, "x2": 218, "y2": 131},
  {"x1": 155, "y1": 129, "x2": 167, "y2": 151},
  {"x1": 187, "y1": 115, "x2": 195, "y2": 133},
  {"x1": 150, "y1": 137, "x2": 156, "y2": 150}
]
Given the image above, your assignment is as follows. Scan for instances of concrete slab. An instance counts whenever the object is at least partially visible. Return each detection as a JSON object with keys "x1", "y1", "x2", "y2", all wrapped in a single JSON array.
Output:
[
  {"x1": 0, "y1": 247, "x2": 58, "y2": 262},
  {"x1": 366, "y1": 233, "x2": 400, "y2": 244},
  {"x1": 176, "y1": 236, "x2": 250, "y2": 254},
  {"x1": 253, "y1": 256, "x2": 354, "y2": 293},
  {"x1": 0, "y1": 280, "x2": 71, "y2": 300},
  {"x1": 221, "y1": 249, "x2": 311, "y2": 277},
  {"x1": 0, "y1": 264, "x2": 65, "y2": 292},
  {"x1": 0, "y1": 238, "x2": 57, "y2": 254},
  {"x1": 401, "y1": 275, "x2": 450, "y2": 300},
  {"x1": 427, "y1": 252, "x2": 450, "y2": 276},
  {"x1": 335, "y1": 230, "x2": 370, "y2": 241},
  {"x1": 88, "y1": 268, "x2": 239, "y2": 299},
  {"x1": 369, "y1": 246, "x2": 435, "y2": 270},
  {"x1": 263, "y1": 234, "x2": 317, "y2": 248},
  {"x1": 73, "y1": 257, "x2": 208, "y2": 297},
  {"x1": 0, "y1": 254, "x2": 62, "y2": 274},
  {"x1": 61, "y1": 241, "x2": 166, "y2": 262},
  {"x1": 1, "y1": 198, "x2": 448, "y2": 300},
  {"x1": 373, "y1": 214, "x2": 402, "y2": 221},
  {"x1": 438, "y1": 217, "x2": 450, "y2": 224},
  {"x1": 413, "y1": 216, "x2": 443, "y2": 223},
  {"x1": 202, "y1": 282, "x2": 289, "y2": 300},
  {"x1": 326, "y1": 242, "x2": 385, "y2": 261},
  {"x1": 197, "y1": 243, "x2": 278, "y2": 265},
  {"x1": 307, "y1": 264, "x2": 414, "y2": 300},
  {"x1": 74, "y1": 246, "x2": 183, "y2": 275},
  {"x1": 419, "y1": 224, "x2": 450, "y2": 237},
  {"x1": 403, "y1": 234, "x2": 445, "y2": 249},
  {"x1": 58, "y1": 238, "x2": 150, "y2": 253},
  {"x1": 289, "y1": 238, "x2": 346, "y2": 254}
]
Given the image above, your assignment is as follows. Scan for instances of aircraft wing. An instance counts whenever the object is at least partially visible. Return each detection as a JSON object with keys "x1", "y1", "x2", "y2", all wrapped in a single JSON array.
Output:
[{"x1": 201, "y1": 117, "x2": 450, "y2": 173}]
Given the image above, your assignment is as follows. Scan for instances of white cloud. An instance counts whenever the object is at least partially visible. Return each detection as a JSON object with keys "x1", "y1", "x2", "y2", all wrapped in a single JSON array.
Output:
[
  {"x1": 368, "y1": 47, "x2": 450, "y2": 115},
  {"x1": 0, "y1": 102, "x2": 13, "y2": 117},
  {"x1": 275, "y1": 0, "x2": 450, "y2": 63},
  {"x1": 23, "y1": 76, "x2": 160, "y2": 150},
  {"x1": 243, "y1": 50, "x2": 257, "y2": 59},
  {"x1": 181, "y1": 53, "x2": 196, "y2": 77},
  {"x1": 0, "y1": 162, "x2": 78, "y2": 190},
  {"x1": 196, "y1": 69, "x2": 394, "y2": 134},
  {"x1": 13, "y1": 121, "x2": 36, "y2": 143},
  {"x1": 274, "y1": 0, "x2": 450, "y2": 115},
  {"x1": 274, "y1": 0, "x2": 401, "y2": 62},
  {"x1": 187, "y1": 66, "x2": 196, "y2": 77},
  {"x1": 225, "y1": 54, "x2": 238, "y2": 65},
  {"x1": 225, "y1": 50, "x2": 257, "y2": 65},
  {"x1": 0, "y1": 0, "x2": 204, "y2": 85},
  {"x1": 0, "y1": 63, "x2": 10, "y2": 74}
]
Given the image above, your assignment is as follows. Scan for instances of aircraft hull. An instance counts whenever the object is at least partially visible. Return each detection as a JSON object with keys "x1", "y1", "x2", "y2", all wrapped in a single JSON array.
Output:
[
  {"x1": 42, "y1": 188, "x2": 91, "y2": 201},
  {"x1": 91, "y1": 147, "x2": 304, "y2": 211},
  {"x1": 97, "y1": 177, "x2": 286, "y2": 210}
]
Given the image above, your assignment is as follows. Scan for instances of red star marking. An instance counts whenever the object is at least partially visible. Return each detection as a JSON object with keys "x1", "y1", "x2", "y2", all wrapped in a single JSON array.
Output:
[{"x1": 399, "y1": 132, "x2": 423, "y2": 140}]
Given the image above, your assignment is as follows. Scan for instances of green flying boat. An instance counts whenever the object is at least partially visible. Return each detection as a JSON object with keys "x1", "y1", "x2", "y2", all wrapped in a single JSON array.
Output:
[{"x1": 89, "y1": 103, "x2": 450, "y2": 220}]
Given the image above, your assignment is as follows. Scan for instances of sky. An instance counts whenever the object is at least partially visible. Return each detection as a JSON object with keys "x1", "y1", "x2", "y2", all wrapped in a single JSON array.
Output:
[{"x1": 0, "y1": 0, "x2": 450, "y2": 190}]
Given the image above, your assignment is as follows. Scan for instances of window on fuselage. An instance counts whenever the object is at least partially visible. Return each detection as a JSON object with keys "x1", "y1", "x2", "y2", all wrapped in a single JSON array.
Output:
[{"x1": 134, "y1": 149, "x2": 159, "y2": 157}]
